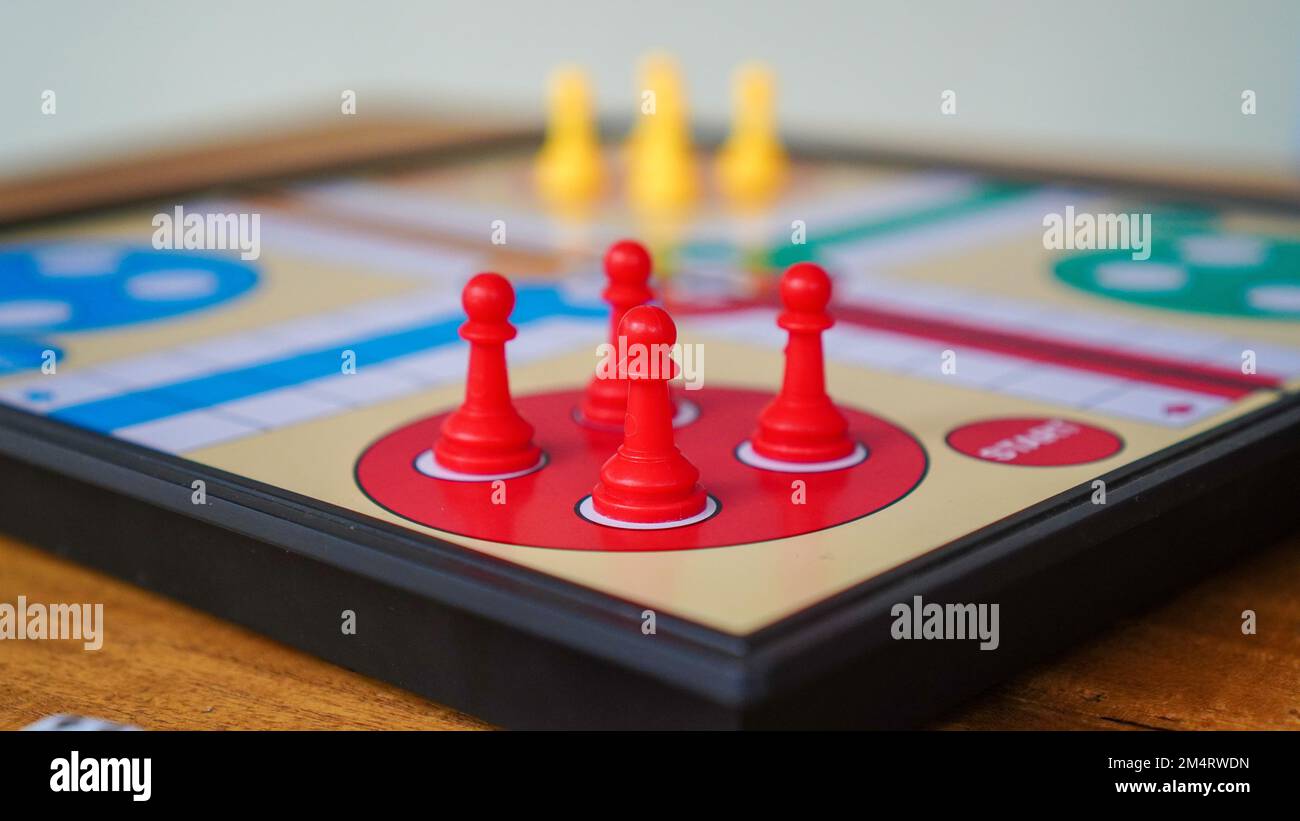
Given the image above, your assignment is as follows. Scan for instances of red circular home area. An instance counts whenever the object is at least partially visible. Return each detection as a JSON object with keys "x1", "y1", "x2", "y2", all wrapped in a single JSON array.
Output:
[
  {"x1": 355, "y1": 386, "x2": 927, "y2": 551},
  {"x1": 945, "y1": 417, "x2": 1123, "y2": 467}
]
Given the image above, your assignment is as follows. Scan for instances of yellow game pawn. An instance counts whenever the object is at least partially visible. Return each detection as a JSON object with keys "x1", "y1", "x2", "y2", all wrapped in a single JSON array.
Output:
[
  {"x1": 626, "y1": 53, "x2": 698, "y2": 214},
  {"x1": 715, "y1": 63, "x2": 787, "y2": 208},
  {"x1": 624, "y1": 53, "x2": 674, "y2": 161},
  {"x1": 535, "y1": 66, "x2": 604, "y2": 209}
]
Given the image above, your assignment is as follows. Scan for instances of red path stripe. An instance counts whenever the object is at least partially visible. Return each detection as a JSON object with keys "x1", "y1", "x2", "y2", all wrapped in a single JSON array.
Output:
[
  {"x1": 668, "y1": 295, "x2": 1280, "y2": 400},
  {"x1": 833, "y1": 303, "x2": 1276, "y2": 400}
]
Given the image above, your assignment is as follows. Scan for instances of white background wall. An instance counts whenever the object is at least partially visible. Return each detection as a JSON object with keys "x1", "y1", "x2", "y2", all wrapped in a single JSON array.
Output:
[{"x1": 2, "y1": 0, "x2": 1296, "y2": 179}]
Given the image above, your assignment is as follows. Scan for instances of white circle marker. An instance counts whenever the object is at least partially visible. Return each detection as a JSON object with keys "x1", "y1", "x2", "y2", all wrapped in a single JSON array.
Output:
[
  {"x1": 735, "y1": 440, "x2": 869, "y2": 473},
  {"x1": 125, "y1": 269, "x2": 219, "y2": 301},
  {"x1": 1178, "y1": 234, "x2": 1267, "y2": 268},
  {"x1": 414, "y1": 449, "x2": 547, "y2": 482},
  {"x1": 36, "y1": 244, "x2": 123, "y2": 277},
  {"x1": 0, "y1": 299, "x2": 72, "y2": 330},
  {"x1": 1246, "y1": 284, "x2": 1300, "y2": 314},
  {"x1": 576, "y1": 494, "x2": 719, "y2": 531},
  {"x1": 572, "y1": 397, "x2": 701, "y2": 431},
  {"x1": 1094, "y1": 261, "x2": 1188, "y2": 293},
  {"x1": 671, "y1": 398, "x2": 702, "y2": 427}
]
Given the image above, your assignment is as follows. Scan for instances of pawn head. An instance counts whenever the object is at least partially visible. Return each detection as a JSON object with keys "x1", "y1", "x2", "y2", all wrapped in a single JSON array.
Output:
[
  {"x1": 619, "y1": 304, "x2": 676, "y2": 349},
  {"x1": 549, "y1": 65, "x2": 590, "y2": 107},
  {"x1": 604, "y1": 240, "x2": 653, "y2": 287},
  {"x1": 780, "y1": 262, "x2": 832, "y2": 313},
  {"x1": 735, "y1": 62, "x2": 775, "y2": 114},
  {"x1": 462, "y1": 272, "x2": 515, "y2": 323}
]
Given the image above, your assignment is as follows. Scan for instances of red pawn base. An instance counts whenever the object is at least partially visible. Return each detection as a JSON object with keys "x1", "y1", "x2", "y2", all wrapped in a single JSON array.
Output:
[
  {"x1": 750, "y1": 398, "x2": 857, "y2": 463},
  {"x1": 433, "y1": 409, "x2": 542, "y2": 476},
  {"x1": 592, "y1": 453, "x2": 709, "y2": 524}
]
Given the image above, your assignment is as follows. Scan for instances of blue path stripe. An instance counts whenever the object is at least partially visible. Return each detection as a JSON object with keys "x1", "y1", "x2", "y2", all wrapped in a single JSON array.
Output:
[{"x1": 51, "y1": 285, "x2": 604, "y2": 432}]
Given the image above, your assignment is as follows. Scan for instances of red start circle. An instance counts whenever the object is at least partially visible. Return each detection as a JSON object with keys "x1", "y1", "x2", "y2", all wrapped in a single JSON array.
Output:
[
  {"x1": 355, "y1": 386, "x2": 927, "y2": 552},
  {"x1": 946, "y1": 417, "x2": 1123, "y2": 467}
]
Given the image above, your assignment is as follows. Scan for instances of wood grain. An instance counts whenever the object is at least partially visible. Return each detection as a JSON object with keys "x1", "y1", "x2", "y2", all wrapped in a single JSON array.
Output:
[
  {"x1": 936, "y1": 534, "x2": 1300, "y2": 730},
  {"x1": 1, "y1": 530, "x2": 1295, "y2": 730},
  {"x1": 0, "y1": 536, "x2": 488, "y2": 730}
]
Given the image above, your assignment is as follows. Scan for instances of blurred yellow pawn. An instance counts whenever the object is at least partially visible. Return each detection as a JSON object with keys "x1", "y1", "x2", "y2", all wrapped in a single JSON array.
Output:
[
  {"x1": 624, "y1": 53, "x2": 678, "y2": 160},
  {"x1": 535, "y1": 67, "x2": 604, "y2": 209},
  {"x1": 626, "y1": 52, "x2": 698, "y2": 214},
  {"x1": 715, "y1": 63, "x2": 787, "y2": 208}
]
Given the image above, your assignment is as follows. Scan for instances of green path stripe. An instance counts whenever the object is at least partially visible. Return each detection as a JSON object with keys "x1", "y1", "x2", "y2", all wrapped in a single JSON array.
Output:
[{"x1": 769, "y1": 181, "x2": 1039, "y2": 269}]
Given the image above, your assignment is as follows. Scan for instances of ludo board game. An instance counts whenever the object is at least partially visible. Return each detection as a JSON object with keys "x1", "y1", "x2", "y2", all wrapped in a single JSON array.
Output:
[{"x1": 1, "y1": 63, "x2": 1298, "y2": 729}]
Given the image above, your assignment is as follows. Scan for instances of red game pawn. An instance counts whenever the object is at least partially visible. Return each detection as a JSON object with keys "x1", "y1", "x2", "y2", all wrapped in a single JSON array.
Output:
[
  {"x1": 432, "y1": 273, "x2": 543, "y2": 477},
  {"x1": 578, "y1": 240, "x2": 655, "y2": 428},
  {"x1": 586, "y1": 306, "x2": 713, "y2": 527},
  {"x1": 746, "y1": 262, "x2": 863, "y2": 468}
]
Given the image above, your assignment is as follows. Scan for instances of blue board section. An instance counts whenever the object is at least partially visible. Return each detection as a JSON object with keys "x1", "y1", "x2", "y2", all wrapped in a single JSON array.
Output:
[
  {"x1": 48, "y1": 283, "x2": 605, "y2": 433},
  {"x1": 0, "y1": 337, "x2": 61, "y2": 376},
  {"x1": 0, "y1": 243, "x2": 259, "y2": 334}
]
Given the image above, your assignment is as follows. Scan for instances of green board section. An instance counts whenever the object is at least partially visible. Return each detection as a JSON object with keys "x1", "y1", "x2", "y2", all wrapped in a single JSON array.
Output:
[{"x1": 1053, "y1": 215, "x2": 1300, "y2": 321}]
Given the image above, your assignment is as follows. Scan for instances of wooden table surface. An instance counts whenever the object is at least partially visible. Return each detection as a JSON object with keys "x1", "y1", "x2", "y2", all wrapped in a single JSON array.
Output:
[{"x1": 2, "y1": 529, "x2": 1296, "y2": 730}]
